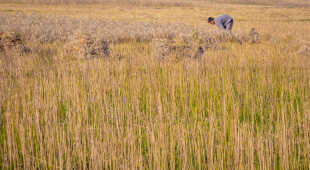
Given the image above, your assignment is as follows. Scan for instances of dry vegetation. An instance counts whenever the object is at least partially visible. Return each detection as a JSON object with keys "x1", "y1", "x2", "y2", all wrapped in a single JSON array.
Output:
[{"x1": 0, "y1": 0, "x2": 310, "y2": 169}]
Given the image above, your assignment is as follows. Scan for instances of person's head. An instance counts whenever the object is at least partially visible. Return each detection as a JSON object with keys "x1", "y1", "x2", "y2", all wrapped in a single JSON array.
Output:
[{"x1": 208, "y1": 17, "x2": 215, "y2": 25}]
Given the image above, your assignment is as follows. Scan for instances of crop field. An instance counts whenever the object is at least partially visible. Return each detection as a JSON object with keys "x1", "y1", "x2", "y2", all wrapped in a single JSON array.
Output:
[{"x1": 0, "y1": 0, "x2": 310, "y2": 169}]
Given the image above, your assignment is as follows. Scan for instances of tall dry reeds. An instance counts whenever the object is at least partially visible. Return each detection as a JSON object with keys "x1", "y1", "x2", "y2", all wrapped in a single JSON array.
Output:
[
  {"x1": 1, "y1": 31, "x2": 310, "y2": 169},
  {"x1": 0, "y1": 2, "x2": 310, "y2": 170}
]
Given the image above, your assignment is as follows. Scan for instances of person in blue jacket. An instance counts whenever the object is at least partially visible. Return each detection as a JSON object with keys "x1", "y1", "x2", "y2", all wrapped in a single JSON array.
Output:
[{"x1": 208, "y1": 14, "x2": 234, "y2": 32}]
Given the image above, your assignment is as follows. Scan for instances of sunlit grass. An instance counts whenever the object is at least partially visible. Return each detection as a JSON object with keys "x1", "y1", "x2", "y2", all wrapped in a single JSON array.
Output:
[
  {"x1": 0, "y1": 2, "x2": 310, "y2": 170},
  {"x1": 1, "y1": 37, "x2": 309, "y2": 169}
]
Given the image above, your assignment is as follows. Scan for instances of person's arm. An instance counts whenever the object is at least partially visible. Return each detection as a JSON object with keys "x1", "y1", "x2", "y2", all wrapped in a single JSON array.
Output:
[
  {"x1": 215, "y1": 21, "x2": 225, "y2": 30},
  {"x1": 214, "y1": 17, "x2": 225, "y2": 30}
]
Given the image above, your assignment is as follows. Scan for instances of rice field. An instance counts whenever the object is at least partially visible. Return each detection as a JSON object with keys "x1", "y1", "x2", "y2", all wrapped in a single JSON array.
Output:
[{"x1": 0, "y1": 1, "x2": 310, "y2": 169}]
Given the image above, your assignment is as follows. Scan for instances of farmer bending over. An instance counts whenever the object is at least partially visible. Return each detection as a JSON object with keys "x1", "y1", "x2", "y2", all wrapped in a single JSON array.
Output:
[{"x1": 208, "y1": 14, "x2": 234, "y2": 32}]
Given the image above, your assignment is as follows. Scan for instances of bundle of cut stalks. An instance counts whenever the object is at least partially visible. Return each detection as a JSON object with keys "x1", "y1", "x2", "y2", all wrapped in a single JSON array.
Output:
[
  {"x1": 0, "y1": 32, "x2": 30, "y2": 54},
  {"x1": 63, "y1": 33, "x2": 110, "y2": 59}
]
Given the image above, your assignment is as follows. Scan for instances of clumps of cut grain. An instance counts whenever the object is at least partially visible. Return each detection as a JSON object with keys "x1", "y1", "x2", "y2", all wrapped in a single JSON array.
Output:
[
  {"x1": 152, "y1": 38, "x2": 171, "y2": 59},
  {"x1": 248, "y1": 28, "x2": 260, "y2": 43},
  {"x1": 152, "y1": 32, "x2": 232, "y2": 59},
  {"x1": 0, "y1": 32, "x2": 30, "y2": 54},
  {"x1": 63, "y1": 33, "x2": 110, "y2": 60},
  {"x1": 294, "y1": 41, "x2": 310, "y2": 68},
  {"x1": 152, "y1": 37, "x2": 205, "y2": 59},
  {"x1": 230, "y1": 28, "x2": 261, "y2": 44},
  {"x1": 152, "y1": 28, "x2": 263, "y2": 59},
  {"x1": 297, "y1": 42, "x2": 310, "y2": 56},
  {"x1": 203, "y1": 28, "x2": 261, "y2": 45},
  {"x1": 198, "y1": 30, "x2": 243, "y2": 45}
]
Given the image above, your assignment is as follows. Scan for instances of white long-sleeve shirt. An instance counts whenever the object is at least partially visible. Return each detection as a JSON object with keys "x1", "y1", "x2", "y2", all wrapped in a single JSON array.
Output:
[{"x1": 214, "y1": 14, "x2": 233, "y2": 30}]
